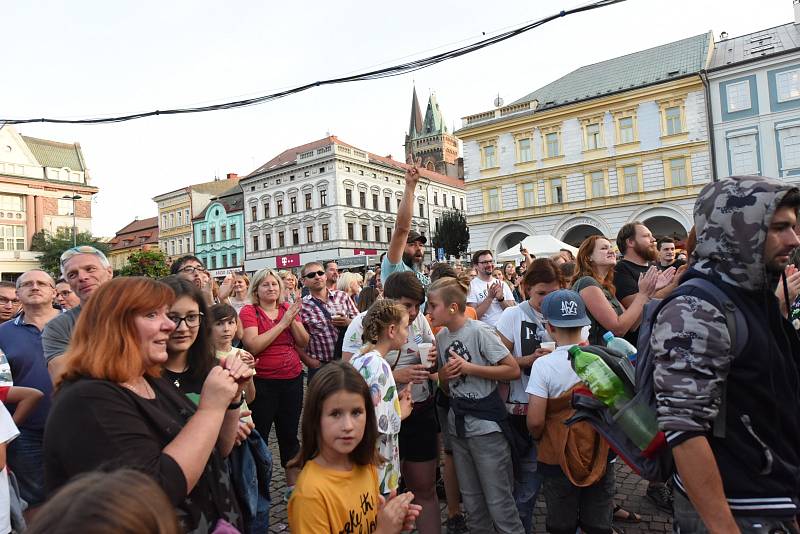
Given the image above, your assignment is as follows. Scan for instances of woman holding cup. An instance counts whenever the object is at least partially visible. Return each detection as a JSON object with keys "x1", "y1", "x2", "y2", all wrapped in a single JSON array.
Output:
[{"x1": 495, "y1": 258, "x2": 563, "y2": 534}]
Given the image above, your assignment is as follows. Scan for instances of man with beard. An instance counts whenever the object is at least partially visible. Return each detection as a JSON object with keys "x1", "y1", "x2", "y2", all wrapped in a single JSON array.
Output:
[
  {"x1": 324, "y1": 260, "x2": 339, "y2": 292},
  {"x1": 381, "y1": 157, "x2": 431, "y2": 289},
  {"x1": 652, "y1": 176, "x2": 800, "y2": 532},
  {"x1": 613, "y1": 222, "x2": 678, "y2": 513}
]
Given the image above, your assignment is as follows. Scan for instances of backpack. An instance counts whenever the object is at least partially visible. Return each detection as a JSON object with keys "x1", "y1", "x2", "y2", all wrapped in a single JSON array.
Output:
[{"x1": 565, "y1": 276, "x2": 749, "y2": 482}]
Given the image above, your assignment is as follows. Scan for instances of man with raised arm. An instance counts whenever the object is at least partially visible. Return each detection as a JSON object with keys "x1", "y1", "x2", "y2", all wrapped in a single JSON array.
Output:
[{"x1": 381, "y1": 157, "x2": 430, "y2": 289}]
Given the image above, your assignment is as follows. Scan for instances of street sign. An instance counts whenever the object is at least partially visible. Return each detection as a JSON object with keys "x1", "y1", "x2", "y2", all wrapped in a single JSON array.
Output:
[{"x1": 276, "y1": 253, "x2": 301, "y2": 268}]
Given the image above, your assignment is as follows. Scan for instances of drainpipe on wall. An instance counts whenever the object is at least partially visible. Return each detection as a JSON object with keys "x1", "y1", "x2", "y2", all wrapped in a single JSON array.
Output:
[{"x1": 699, "y1": 69, "x2": 719, "y2": 181}]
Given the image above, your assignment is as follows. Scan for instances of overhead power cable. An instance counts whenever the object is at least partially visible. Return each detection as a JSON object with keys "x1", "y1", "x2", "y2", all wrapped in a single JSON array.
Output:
[{"x1": 1, "y1": 0, "x2": 626, "y2": 126}]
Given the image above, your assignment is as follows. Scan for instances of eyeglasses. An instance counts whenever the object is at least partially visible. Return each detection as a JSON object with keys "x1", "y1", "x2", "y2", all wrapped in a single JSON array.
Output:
[
  {"x1": 168, "y1": 313, "x2": 204, "y2": 329},
  {"x1": 19, "y1": 280, "x2": 54, "y2": 290},
  {"x1": 304, "y1": 270, "x2": 325, "y2": 279},
  {"x1": 57, "y1": 290, "x2": 74, "y2": 298},
  {"x1": 0, "y1": 298, "x2": 19, "y2": 306},
  {"x1": 178, "y1": 266, "x2": 207, "y2": 275},
  {"x1": 476, "y1": 260, "x2": 494, "y2": 265}
]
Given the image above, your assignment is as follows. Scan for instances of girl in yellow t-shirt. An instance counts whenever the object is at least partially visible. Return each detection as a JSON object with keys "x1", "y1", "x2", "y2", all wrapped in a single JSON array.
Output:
[{"x1": 288, "y1": 361, "x2": 421, "y2": 534}]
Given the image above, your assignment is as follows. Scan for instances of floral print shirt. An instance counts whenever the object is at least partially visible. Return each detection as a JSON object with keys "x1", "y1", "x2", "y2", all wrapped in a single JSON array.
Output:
[{"x1": 350, "y1": 350, "x2": 402, "y2": 494}]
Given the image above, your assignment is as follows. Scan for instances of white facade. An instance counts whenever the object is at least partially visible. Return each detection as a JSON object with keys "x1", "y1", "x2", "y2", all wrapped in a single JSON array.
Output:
[
  {"x1": 707, "y1": 23, "x2": 800, "y2": 185},
  {"x1": 241, "y1": 138, "x2": 465, "y2": 272}
]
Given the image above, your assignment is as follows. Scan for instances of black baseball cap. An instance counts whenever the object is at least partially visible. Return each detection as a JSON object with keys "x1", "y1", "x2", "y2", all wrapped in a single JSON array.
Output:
[{"x1": 407, "y1": 231, "x2": 427, "y2": 244}]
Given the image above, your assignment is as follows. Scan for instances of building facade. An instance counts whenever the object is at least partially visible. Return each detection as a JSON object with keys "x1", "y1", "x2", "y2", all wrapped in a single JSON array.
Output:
[
  {"x1": 456, "y1": 32, "x2": 714, "y2": 251},
  {"x1": 107, "y1": 216, "x2": 159, "y2": 272},
  {"x1": 707, "y1": 14, "x2": 800, "y2": 183},
  {"x1": 153, "y1": 174, "x2": 239, "y2": 262},
  {"x1": 241, "y1": 136, "x2": 465, "y2": 272},
  {"x1": 405, "y1": 88, "x2": 464, "y2": 179},
  {"x1": 193, "y1": 185, "x2": 245, "y2": 276},
  {"x1": 0, "y1": 125, "x2": 98, "y2": 280}
]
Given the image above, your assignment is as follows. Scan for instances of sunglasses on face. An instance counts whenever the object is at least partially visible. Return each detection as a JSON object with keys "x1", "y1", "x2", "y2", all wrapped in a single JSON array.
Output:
[{"x1": 304, "y1": 270, "x2": 325, "y2": 279}]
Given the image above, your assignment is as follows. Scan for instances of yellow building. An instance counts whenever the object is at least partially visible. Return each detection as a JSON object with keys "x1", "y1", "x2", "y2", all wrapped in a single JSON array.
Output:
[{"x1": 457, "y1": 32, "x2": 715, "y2": 251}]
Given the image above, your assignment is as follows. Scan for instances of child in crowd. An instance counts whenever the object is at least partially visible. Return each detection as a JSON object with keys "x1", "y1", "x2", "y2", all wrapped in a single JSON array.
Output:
[
  {"x1": 495, "y1": 258, "x2": 563, "y2": 534},
  {"x1": 526, "y1": 290, "x2": 614, "y2": 534},
  {"x1": 349, "y1": 300, "x2": 414, "y2": 496},
  {"x1": 25, "y1": 469, "x2": 180, "y2": 534},
  {"x1": 288, "y1": 362, "x2": 420, "y2": 533},
  {"x1": 427, "y1": 277, "x2": 525, "y2": 534},
  {"x1": 209, "y1": 303, "x2": 256, "y2": 422}
]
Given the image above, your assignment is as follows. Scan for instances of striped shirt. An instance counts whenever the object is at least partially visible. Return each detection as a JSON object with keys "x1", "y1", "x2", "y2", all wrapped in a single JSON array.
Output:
[{"x1": 300, "y1": 289, "x2": 358, "y2": 363}]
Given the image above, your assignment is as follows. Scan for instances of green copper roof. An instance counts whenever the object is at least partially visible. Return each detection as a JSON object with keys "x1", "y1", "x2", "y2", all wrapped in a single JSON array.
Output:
[
  {"x1": 512, "y1": 32, "x2": 712, "y2": 110},
  {"x1": 421, "y1": 94, "x2": 447, "y2": 136},
  {"x1": 21, "y1": 135, "x2": 86, "y2": 171}
]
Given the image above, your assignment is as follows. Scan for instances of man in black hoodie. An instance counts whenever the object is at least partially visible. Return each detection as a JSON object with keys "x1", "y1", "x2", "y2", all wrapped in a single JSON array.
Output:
[{"x1": 651, "y1": 175, "x2": 800, "y2": 533}]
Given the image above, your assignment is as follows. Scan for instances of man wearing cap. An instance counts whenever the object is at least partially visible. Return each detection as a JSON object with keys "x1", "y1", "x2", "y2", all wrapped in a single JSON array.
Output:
[
  {"x1": 526, "y1": 289, "x2": 614, "y2": 534},
  {"x1": 381, "y1": 158, "x2": 431, "y2": 289},
  {"x1": 43, "y1": 246, "x2": 114, "y2": 380}
]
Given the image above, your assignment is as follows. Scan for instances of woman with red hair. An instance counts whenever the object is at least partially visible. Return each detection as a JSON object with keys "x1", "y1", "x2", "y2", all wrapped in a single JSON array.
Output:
[
  {"x1": 570, "y1": 235, "x2": 659, "y2": 345},
  {"x1": 43, "y1": 277, "x2": 253, "y2": 533}
]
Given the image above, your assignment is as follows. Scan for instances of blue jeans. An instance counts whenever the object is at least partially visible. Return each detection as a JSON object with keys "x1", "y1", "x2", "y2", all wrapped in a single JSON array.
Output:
[
  {"x1": 8, "y1": 429, "x2": 44, "y2": 506},
  {"x1": 514, "y1": 445, "x2": 543, "y2": 534}
]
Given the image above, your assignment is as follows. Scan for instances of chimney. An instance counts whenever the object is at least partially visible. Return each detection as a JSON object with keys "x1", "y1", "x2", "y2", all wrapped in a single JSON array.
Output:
[
  {"x1": 795, "y1": 0, "x2": 800, "y2": 25},
  {"x1": 226, "y1": 173, "x2": 238, "y2": 181}
]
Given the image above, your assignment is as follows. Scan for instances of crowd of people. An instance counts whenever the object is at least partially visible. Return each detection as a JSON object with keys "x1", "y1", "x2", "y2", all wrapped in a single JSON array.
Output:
[{"x1": 0, "y1": 163, "x2": 795, "y2": 534}]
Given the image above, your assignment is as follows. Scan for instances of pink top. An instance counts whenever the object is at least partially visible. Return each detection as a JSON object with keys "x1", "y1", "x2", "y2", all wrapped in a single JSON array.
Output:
[{"x1": 239, "y1": 303, "x2": 303, "y2": 380}]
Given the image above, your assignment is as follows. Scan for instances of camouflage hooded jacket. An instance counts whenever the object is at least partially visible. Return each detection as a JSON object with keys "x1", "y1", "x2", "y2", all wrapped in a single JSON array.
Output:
[{"x1": 650, "y1": 176, "x2": 800, "y2": 514}]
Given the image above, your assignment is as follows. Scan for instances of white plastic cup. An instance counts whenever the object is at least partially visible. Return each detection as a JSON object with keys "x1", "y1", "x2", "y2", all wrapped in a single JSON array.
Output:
[
  {"x1": 418, "y1": 343, "x2": 435, "y2": 368},
  {"x1": 540, "y1": 342, "x2": 557, "y2": 352}
]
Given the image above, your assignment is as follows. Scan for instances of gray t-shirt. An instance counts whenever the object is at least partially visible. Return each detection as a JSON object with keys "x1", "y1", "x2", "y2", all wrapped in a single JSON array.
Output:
[
  {"x1": 42, "y1": 306, "x2": 81, "y2": 362},
  {"x1": 435, "y1": 318, "x2": 510, "y2": 437}
]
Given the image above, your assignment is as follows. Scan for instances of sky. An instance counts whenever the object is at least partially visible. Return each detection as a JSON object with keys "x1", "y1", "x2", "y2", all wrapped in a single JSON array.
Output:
[{"x1": 2, "y1": 0, "x2": 793, "y2": 236}]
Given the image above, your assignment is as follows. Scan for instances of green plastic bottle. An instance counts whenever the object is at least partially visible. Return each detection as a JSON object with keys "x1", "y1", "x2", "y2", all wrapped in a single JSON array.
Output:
[
  {"x1": 568, "y1": 345, "x2": 659, "y2": 451},
  {"x1": 568, "y1": 345, "x2": 631, "y2": 409}
]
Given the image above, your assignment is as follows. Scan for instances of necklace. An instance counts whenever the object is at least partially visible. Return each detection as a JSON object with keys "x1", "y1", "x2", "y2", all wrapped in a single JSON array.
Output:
[{"x1": 120, "y1": 378, "x2": 153, "y2": 398}]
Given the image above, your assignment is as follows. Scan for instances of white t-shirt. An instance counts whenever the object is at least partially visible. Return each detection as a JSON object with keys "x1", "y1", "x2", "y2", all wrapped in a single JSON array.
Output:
[
  {"x1": 342, "y1": 311, "x2": 435, "y2": 402},
  {"x1": 0, "y1": 404, "x2": 18, "y2": 534},
  {"x1": 495, "y1": 303, "x2": 552, "y2": 414},
  {"x1": 467, "y1": 277, "x2": 515, "y2": 327},
  {"x1": 525, "y1": 344, "x2": 582, "y2": 399}
]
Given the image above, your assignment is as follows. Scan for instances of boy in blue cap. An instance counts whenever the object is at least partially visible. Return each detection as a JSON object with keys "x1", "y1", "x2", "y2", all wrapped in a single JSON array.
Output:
[{"x1": 525, "y1": 289, "x2": 614, "y2": 534}]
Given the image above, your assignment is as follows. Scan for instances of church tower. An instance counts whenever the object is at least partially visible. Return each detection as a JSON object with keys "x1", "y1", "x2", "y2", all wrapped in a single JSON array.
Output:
[{"x1": 404, "y1": 88, "x2": 463, "y2": 179}]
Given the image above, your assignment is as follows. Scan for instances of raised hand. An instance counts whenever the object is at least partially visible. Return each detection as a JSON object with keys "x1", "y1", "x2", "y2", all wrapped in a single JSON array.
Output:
[
  {"x1": 637, "y1": 266, "x2": 660, "y2": 298},
  {"x1": 655, "y1": 266, "x2": 677, "y2": 291},
  {"x1": 404, "y1": 154, "x2": 423, "y2": 188}
]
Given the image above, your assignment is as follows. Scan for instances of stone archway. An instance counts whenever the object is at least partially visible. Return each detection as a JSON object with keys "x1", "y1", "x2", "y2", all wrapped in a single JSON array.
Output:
[
  {"x1": 499, "y1": 231, "x2": 529, "y2": 252},
  {"x1": 643, "y1": 216, "x2": 688, "y2": 240},
  {"x1": 562, "y1": 224, "x2": 604, "y2": 247}
]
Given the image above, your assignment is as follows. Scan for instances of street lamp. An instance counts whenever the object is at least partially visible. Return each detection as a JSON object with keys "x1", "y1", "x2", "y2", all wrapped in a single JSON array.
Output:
[{"x1": 61, "y1": 194, "x2": 82, "y2": 247}]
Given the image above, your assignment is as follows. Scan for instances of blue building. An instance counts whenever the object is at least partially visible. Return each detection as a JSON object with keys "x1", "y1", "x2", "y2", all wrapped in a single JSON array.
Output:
[
  {"x1": 193, "y1": 185, "x2": 244, "y2": 275},
  {"x1": 708, "y1": 14, "x2": 800, "y2": 182}
]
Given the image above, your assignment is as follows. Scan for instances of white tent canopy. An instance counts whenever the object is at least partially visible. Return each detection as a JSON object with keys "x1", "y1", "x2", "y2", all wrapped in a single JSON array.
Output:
[{"x1": 496, "y1": 234, "x2": 578, "y2": 261}]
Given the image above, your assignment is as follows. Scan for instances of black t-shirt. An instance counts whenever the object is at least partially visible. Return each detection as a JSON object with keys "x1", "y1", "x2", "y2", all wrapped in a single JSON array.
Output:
[
  {"x1": 613, "y1": 259, "x2": 651, "y2": 345},
  {"x1": 45, "y1": 376, "x2": 242, "y2": 533},
  {"x1": 657, "y1": 259, "x2": 686, "y2": 271}
]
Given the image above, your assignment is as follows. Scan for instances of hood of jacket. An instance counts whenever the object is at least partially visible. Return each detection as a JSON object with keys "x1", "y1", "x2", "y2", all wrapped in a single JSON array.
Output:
[{"x1": 692, "y1": 175, "x2": 797, "y2": 292}]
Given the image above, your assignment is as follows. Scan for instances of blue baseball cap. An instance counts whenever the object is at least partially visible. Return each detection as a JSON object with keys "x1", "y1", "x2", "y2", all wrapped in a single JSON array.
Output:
[{"x1": 541, "y1": 289, "x2": 591, "y2": 328}]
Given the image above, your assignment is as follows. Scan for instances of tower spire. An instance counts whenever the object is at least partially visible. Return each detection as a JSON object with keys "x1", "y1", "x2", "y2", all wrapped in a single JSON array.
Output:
[{"x1": 408, "y1": 86, "x2": 423, "y2": 139}]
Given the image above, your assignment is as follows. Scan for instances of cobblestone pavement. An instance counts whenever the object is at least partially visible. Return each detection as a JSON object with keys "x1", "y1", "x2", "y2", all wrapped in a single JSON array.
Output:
[{"x1": 264, "y1": 430, "x2": 672, "y2": 533}]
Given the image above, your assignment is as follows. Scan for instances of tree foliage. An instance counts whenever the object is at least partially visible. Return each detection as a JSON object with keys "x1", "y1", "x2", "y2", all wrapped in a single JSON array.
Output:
[
  {"x1": 119, "y1": 249, "x2": 170, "y2": 278},
  {"x1": 432, "y1": 209, "x2": 470, "y2": 260},
  {"x1": 30, "y1": 228, "x2": 110, "y2": 279}
]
